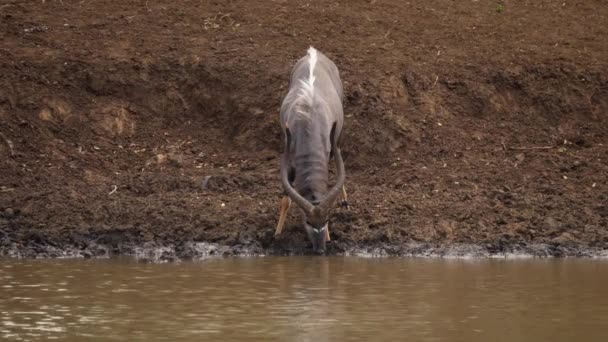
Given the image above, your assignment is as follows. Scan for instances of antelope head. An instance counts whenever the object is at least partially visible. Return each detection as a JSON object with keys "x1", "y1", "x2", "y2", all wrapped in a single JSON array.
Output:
[{"x1": 280, "y1": 127, "x2": 345, "y2": 254}]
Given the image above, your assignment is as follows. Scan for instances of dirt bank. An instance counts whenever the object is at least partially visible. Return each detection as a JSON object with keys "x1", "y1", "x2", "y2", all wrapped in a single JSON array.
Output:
[{"x1": 1, "y1": 0, "x2": 607, "y2": 258}]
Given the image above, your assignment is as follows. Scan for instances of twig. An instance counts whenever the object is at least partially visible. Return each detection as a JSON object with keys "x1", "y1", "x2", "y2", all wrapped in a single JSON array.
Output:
[
  {"x1": 508, "y1": 146, "x2": 554, "y2": 151},
  {"x1": 382, "y1": 40, "x2": 395, "y2": 49},
  {"x1": 0, "y1": 132, "x2": 14, "y2": 157},
  {"x1": 384, "y1": 29, "x2": 391, "y2": 39},
  {"x1": 431, "y1": 75, "x2": 439, "y2": 89},
  {"x1": 365, "y1": 14, "x2": 376, "y2": 22},
  {"x1": 108, "y1": 185, "x2": 118, "y2": 196}
]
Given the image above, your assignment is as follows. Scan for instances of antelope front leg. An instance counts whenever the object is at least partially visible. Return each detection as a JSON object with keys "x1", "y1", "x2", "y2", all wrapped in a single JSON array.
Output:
[
  {"x1": 274, "y1": 196, "x2": 291, "y2": 237},
  {"x1": 339, "y1": 185, "x2": 349, "y2": 209}
]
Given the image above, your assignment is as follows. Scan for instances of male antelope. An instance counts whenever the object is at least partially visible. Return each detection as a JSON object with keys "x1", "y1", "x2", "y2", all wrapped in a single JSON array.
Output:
[{"x1": 275, "y1": 47, "x2": 348, "y2": 254}]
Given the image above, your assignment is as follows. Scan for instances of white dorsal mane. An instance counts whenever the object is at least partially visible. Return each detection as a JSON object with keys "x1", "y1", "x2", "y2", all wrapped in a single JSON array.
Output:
[
  {"x1": 307, "y1": 46, "x2": 317, "y2": 89},
  {"x1": 295, "y1": 47, "x2": 318, "y2": 117}
]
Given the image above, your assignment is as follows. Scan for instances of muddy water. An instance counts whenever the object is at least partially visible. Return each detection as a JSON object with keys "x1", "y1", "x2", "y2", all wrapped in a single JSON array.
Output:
[{"x1": 1, "y1": 257, "x2": 607, "y2": 341}]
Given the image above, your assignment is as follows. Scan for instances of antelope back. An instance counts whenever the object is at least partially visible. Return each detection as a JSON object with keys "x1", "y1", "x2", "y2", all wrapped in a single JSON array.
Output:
[{"x1": 280, "y1": 48, "x2": 344, "y2": 199}]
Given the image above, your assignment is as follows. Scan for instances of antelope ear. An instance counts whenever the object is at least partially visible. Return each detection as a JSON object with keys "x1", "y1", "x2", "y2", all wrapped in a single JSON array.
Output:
[
  {"x1": 285, "y1": 127, "x2": 291, "y2": 141},
  {"x1": 329, "y1": 121, "x2": 337, "y2": 146},
  {"x1": 285, "y1": 127, "x2": 292, "y2": 150},
  {"x1": 329, "y1": 121, "x2": 338, "y2": 158}
]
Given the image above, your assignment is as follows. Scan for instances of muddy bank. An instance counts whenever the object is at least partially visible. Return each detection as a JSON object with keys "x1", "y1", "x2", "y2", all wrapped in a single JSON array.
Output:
[
  {"x1": 2, "y1": 239, "x2": 608, "y2": 262},
  {"x1": 1, "y1": 0, "x2": 607, "y2": 258}
]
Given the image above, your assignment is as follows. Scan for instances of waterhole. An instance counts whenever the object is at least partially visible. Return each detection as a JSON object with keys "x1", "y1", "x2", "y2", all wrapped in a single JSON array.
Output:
[{"x1": 1, "y1": 257, "x2": 607, "y2": 341}]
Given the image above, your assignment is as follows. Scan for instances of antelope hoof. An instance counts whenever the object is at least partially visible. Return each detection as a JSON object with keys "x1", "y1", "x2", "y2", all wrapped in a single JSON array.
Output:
[{"x1": 340, "y1": 200, "x2": 349, "y2": 210}]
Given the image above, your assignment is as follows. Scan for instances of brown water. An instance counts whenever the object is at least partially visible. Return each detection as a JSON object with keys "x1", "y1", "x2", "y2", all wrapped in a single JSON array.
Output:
[{"x1": 1, "y1": 257, "x2": 607, "y2": 341}]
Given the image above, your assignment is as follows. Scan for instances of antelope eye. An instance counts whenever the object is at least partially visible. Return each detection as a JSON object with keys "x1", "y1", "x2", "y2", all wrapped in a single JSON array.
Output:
[{"x1": 305, "y1": 220, "x2": 329, "y2": 229}]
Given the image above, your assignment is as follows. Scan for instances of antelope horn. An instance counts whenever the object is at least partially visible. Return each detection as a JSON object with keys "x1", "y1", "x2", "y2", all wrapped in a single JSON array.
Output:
[
  {"x1": 319, "y1": 144, "x2": 345, "y2": 211},
  {"x1": 280, "y1": 129, "x2": 314, "y2": 214}
]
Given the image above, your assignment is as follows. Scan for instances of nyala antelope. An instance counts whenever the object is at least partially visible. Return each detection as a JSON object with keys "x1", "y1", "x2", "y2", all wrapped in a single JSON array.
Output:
[{"x1": 275, "y1": 47, "x2": 348, "y2": 254}]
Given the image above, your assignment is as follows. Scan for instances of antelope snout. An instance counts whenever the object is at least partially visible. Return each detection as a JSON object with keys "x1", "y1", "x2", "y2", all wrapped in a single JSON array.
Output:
[
  {"x1": 312, "y1": 233, "x2": 326, "y2": 254},
  {"x1": 305, "y1": 223, "x2": 328, "y2": 255}
]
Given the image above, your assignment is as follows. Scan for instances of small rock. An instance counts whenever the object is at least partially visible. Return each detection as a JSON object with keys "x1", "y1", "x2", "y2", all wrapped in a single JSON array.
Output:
[
  {"x1": 38, "y1": 108, "x2": 53, "y2": 121},
  {"x1": 543, "y1": 217, "x2": 561, "y2": 230},
  {"x1": 4, "y1": 208, "x2": 14, "y2": 217},
  {"x1": 155, "y1": 154, "x2": 167, "y2": 164},
  {"x1": 515, "y1": 153, "x2": 525, "y2": 162},
  {"x1": 248, "y1": 107, "x2": 264, "y2": 115}
]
